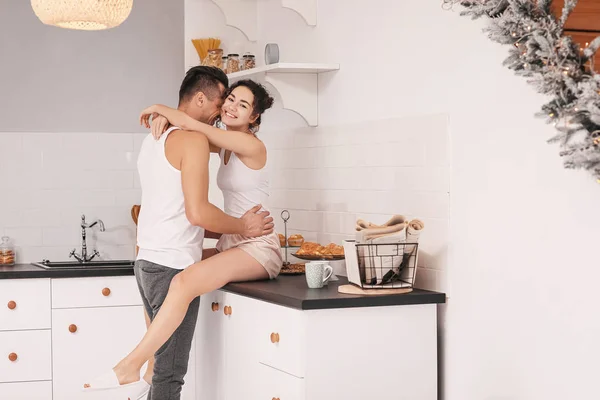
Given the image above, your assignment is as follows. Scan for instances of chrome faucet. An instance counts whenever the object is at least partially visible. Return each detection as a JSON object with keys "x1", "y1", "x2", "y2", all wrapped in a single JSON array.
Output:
[{"x1": 69, "y1": 214, "x2": 105, "y2": 263}]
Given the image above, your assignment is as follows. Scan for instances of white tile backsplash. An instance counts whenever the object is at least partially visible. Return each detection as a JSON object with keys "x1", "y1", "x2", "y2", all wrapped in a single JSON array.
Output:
[
  {"x1": 0, "y1": 132, "x2": 144, "y2": 263},
  {"x1": 263, "y1": 114, "x2": 450, "y2": 291},
  {"x1": 2, "y1": 117, "x2": 449, "y2": 292}
]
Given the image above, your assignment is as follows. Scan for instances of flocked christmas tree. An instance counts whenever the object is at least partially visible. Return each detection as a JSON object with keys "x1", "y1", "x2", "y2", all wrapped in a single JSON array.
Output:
[{"x1": 444, "y1": 0, "x2": 600, "y2": 182}]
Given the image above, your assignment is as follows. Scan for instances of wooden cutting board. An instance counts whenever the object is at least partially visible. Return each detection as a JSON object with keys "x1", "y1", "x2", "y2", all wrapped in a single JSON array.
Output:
[
  {"x1": 131, "y1": 205, "x2": 141, "y2": 225},
  {"x1": 131, "y1": 205, "x2": 140, "y2": 255},
  {"x1": 338, "y1": 284, "x2": 412, "y2": 296}
]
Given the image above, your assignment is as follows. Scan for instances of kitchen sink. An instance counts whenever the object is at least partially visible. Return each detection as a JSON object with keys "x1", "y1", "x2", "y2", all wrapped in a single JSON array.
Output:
[{"x1": 32, "y1": 260, "x2": 135, "y2": 270}]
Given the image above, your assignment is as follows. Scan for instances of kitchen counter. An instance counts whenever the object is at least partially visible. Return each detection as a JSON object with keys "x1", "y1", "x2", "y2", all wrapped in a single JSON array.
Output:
[
  {"x1": 0, "y1": 263, "x2": 135, "y2": 279},
  {"x1": 1, "y1": 264, "x2": 446, "y2": 310},
  {"x1": 223, "y1": 275, "x2": 445, "y2": 310}
]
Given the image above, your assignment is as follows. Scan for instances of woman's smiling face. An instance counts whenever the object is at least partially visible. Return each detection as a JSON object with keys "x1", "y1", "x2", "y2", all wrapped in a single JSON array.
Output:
[{"x1": 220, "y1": 85, "x2": 257, "y2": 130}]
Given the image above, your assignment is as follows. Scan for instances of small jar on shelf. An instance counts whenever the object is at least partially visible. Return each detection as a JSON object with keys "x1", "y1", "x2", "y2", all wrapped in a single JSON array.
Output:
[
  {"x1": 242, "y1": 53, "x2": 256, "y2": 70},
  {"x1": 226, "y1": 53, "x2": 240, "y2": 74},
  {"x1": 0, "y1": 236, "x2": 15, "y2": 266},
  {"x1": 221, "y1": 56, "x2": 228, "y2": 73},
  {"x1": 204, "y1": 48, "x2": 224, "y2": 69}
]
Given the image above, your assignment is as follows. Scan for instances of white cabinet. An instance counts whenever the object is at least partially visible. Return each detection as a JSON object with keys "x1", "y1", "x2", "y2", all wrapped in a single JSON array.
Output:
[
  {"x1": 0, "y1": 279, "x2": 50, "y2": 331},
  {"x1": 195, "y1": 291, "x2": 225, "y2": 400},
  {"x1": 0, "y1": 330, "x2": 52, "y2": 383},
  {"x1": 255, "y1": 298, "x2": 306, "y2": 378},
  {"x1": 194, "y1": 291, "x2": 438, "y2": 400},
  {"x1": 1, "y1": 275, "x2": 197, "y2": 400},
  {"x1": 52, "y1": 276, "x2": 142, "y2": 309},
  {"x1": 51, "y1": 306, "x2": 147, "y2": 400},
  {"x1": 255, "y1": 363, "x2": 305, "y2": 400},
  {"x1": 220, "y1": 292, "x2": 264, "y2": 400},
  {"x1": 0, "y1": 381, "x2": 53, "y2": 400}
]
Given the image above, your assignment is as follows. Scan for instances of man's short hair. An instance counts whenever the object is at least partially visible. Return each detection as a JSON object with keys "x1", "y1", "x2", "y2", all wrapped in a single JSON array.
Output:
[{"x1": 178, "y1": 66, "x2": 229, "y2": 105}]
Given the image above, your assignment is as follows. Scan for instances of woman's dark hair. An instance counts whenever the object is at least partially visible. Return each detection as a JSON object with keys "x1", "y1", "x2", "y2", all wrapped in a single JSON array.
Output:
[{"x1": 225, "y1": 79, "x2": 274, "y2": 130}]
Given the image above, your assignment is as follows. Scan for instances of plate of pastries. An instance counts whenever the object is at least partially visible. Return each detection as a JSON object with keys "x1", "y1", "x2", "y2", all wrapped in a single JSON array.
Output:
[
  {"x1": 292, "y1": 240, "x2": 345, "y2": 261},
  {"x1": 279, "y1": 262, "x2": 306, "y2": 275}
]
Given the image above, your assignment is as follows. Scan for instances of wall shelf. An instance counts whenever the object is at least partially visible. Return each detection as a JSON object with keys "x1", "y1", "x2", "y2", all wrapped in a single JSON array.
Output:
[
  {"x1": 227, "y1": 63, "x2": 339, "y2": 127},
  {"x1": 211, "y1": 0, "x2": 317, "y2": 41},
  {"x1": 281, "y1": 0, "x2": 317, "y2": 26},
  {"x1": 211, "y1": 0, "x2": 258, "y2": 41}
]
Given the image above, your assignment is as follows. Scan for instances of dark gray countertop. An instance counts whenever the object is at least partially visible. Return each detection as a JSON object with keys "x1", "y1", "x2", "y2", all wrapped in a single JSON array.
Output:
[
  {"x1": 222, "y1": 275, "x2": 445, "y2": 310},
  {"x1": 0, "y1": 263, "x2": 135, "y2": 279},
  {"x1": 0, "y1": 264, "x2": 446, "y2": 310}
]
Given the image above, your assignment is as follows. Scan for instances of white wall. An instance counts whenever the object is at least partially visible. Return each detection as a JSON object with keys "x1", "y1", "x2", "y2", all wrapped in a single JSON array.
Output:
[
  {"x1": 0, "y1": 0, "x2": 184, "y2": 133},
  {"x1": 186, "y1": 0, "x2": 600, "y2": 399},
  {"x1": 0, "y1": 132, "x2": 145, "y2": 263}
]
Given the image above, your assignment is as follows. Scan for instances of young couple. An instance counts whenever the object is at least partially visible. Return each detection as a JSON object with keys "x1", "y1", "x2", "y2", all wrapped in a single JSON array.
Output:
[{"x1": 83, "y1": 66, "x2": 283, "y2": 399}]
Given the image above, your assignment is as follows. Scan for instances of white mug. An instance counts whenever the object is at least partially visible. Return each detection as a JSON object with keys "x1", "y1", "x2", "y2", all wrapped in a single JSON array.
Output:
[{"x1": 305, "y1": 262, "x2": 333, "y2": 289}]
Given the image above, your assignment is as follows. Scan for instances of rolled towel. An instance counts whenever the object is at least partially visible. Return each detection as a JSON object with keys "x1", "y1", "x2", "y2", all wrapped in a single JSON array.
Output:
[
  {"x1": 361, "y1": 222, "x2": 407, "y2": 240},
  {"x1": 398, "y1": 219, "x2": 425, "y2": 278},
  {"x1": 404, "y1": 219, "x2": 424, "y2": 254},
  {"x1": 356, "y1": 215, "x2": 407, "y2": 231}
]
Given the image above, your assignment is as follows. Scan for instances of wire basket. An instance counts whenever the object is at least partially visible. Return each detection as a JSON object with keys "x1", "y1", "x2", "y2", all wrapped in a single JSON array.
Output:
[{"x1": 344, "y1": 240, "x2": 419, "y2": 289}]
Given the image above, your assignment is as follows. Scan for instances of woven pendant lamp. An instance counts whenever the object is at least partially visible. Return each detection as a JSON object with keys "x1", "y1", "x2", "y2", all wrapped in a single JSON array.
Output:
[{"x1": 31, "y1": 0, "x2": 133, "y2": 31}]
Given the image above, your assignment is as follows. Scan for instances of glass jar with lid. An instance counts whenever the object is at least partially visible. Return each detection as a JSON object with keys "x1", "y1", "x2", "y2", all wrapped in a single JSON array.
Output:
[
  {"x1": 226, "y1": 54, "x2": 240, "y2": 74},
  {"x1": 221, "y1": 56, "x2": 228, "y2": 73},
  {"x1": 0, "y1": 236, "x2": 15, "y2": 266},
  {"x1": 204, "y1": 48, "x2": 223, "y2": 69},
  {"x1": 242, "y1": 53, "x2": 256, "y2": 70}
]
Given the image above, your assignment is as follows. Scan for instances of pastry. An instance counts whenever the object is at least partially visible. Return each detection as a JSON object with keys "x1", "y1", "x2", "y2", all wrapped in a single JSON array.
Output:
[
  {"x1": 325, "y1": 242, "x2": 344, "y2": 256},
  {"x1": 287, "y1": 234, "x2": 304, "y2": 247},
  {"x1": 296, "y1": 241, "x2": 320, "y2": 255},
  {"x1": 280, "y1": 263, "x2": 305, "y2": 274},
  {"x1": 295, "y1": 241, "x2": 344, "y2": 258},
  {"x1": 278, "y1": 233, "x2": 286, "y2": 247}
]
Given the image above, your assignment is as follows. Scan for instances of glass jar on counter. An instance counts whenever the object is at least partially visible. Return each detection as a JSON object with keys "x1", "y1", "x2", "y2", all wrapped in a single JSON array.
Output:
[
  {"x1": 0, "y1": 236, "x2": 15, "y2": 266},
  {"x1": 242, "y1": 53, "x2": 256, "y2": 70},
  {"x1": 204, "y1": 48, "x2": 224, "y2": 69},
  {"x1": 226, "y1": 53, "x2": 240, "y2": 74}
]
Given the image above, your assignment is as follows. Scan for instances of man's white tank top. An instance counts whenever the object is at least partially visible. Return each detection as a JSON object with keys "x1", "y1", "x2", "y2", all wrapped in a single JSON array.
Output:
[
  {"x1": 136, "y1": 127, "x2": 205, "y2": 269},
  {"x1": 216, "y1": 148, "x2": 270, "y2": 218}
]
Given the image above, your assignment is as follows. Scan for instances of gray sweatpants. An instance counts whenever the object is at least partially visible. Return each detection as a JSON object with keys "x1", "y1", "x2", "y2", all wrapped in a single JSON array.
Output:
[{"x1": 134, "y1": 260, "x2": 200, "y2": 400}]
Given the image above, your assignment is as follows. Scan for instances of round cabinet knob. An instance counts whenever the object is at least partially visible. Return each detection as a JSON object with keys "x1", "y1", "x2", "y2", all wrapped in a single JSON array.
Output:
[
  {"x1": 270, "y1": 332, "x2": 280, "y2": 343},
  {"x1": 7, "y1": 300, "x2": 16, "y2": 310},
  {"x1": 102, "y1": 288, "x2": 111, "y2": 297},
  {"x1": 223, "y1": 305, "x2": 232, "y2": 316},
  {"x1": 272, "y1": 398, "x2": 280, "y2": 400},
  {"x1": 211, "y1": 302, "x2": 219, "y2": 312},
  {"x1": 69, "y1": 324, "x2": 78, "y2": 333},
  {"x1": 8, "y1": 353, "x2": 17, "y2": 362}
]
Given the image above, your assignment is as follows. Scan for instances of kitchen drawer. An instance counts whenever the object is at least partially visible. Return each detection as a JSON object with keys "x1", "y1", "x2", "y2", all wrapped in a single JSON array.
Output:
[
  {"x1": 52, "y1": 276, "x2": 143, "y2": 308},
  {"x1": 257, "y1": 300, "x2": 307, "y2": 378},
  {"x1": 257, "y1": 362, "x2": 305, "y2": 400},
  {"x1": 0, "y1": 279, "x2": 51, "y2": 331},
  {"x1": 0, "y1": 330, "x2": 52, "y2": 383},
  {"x1": 0, "y1": 381, "x2": 52, "y2": 400}
]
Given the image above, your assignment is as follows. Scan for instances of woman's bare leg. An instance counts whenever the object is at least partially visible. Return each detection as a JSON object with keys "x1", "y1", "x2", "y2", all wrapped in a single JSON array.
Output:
[
  {"x1": 141, "y1": 308, "x2": 154, "y2": 385},
  {"x1": 109, "y1": 248, "x2": 268, "y2": 385}
]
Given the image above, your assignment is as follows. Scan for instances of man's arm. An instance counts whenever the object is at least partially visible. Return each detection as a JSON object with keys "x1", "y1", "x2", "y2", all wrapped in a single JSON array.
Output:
[{"x1": 180, "y1": 132, "x2": 271, "y2": 236}]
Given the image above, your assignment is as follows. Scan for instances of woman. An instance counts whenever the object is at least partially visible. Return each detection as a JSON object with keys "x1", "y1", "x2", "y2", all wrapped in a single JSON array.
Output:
[{"x1": 85, "y1": 79, "x2": 283, "y2": 398}]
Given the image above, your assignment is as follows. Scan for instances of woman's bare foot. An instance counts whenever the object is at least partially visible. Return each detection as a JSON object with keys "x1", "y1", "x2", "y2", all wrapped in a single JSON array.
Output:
[
  {"x1": 142, "y1": 355, "x2": 155, "y2": 385},
  {"x1": 112, "y1": 361, "x2": 141, "y2": 385},
  {"x1": 142, "y1": 369, "x2": 153, "y2": 385}
]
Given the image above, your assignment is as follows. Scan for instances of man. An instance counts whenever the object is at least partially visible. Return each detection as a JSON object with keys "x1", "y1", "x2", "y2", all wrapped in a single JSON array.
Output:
[{"x1": 134, "y1": 66, "x2": 273, "y2": 399}]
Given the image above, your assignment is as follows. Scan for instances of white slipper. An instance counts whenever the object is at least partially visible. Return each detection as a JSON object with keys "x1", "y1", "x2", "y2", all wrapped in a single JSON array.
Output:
[
  {"x1": 82, "y1": 370, "x2": 144, "y2": 392},
  {"x1": 127, "y1": 380, "x2": 150, "y2": 400}
]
